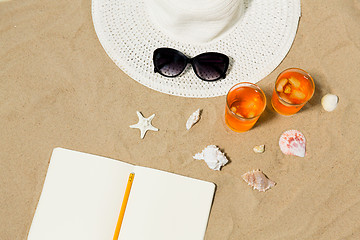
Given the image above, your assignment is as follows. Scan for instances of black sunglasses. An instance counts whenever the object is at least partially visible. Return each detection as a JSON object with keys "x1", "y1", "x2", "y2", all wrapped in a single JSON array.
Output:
[{"x1": 153, "y1": 48, "x2": 229, "y2": 81}]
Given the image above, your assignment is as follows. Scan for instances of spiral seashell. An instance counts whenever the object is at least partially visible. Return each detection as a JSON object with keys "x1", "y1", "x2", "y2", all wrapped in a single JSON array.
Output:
[{"x1": 242, "y1": 169, "x2": 276, "y2": 192}]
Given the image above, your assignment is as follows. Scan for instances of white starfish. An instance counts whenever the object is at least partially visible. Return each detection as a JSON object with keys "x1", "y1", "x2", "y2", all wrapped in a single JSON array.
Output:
[{"x1": 130, "y1": 111, "x2": 159, "y2": 139}]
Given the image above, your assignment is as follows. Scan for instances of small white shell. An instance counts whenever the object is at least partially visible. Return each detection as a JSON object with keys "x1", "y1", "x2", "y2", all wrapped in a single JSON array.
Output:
[
  {"x1": 321, "y1": 94, "x2": 338, "y2": 112},
  {"x1": 242, "y1": 169, "x2": 276, "y2": 192},
  {"x1": 193, "y1": 145, "x2": 228, "y2": 171},
  {"x1": 253, "y1": 145, "x2": 265, "y2": 153},
  {"x1": 186, "y1": 109, "x2": 202, "y2": 130}
]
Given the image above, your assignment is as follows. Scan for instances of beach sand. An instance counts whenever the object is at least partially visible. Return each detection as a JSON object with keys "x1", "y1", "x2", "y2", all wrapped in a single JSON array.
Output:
[{"x1": 1, "y1": 0, "x2": 360, "y2": 239}]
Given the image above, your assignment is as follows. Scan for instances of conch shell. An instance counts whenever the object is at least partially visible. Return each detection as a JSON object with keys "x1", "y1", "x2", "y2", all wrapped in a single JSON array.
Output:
[
  {"x1": 242, "y1": 169, "x2": 276, "y2": 192},
  {"x1": 193, "y1": 145, "x2": 228, "y2": 171}
]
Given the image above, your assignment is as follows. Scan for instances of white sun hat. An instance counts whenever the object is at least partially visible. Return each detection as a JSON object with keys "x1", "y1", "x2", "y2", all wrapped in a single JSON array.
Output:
[{"x1": 92, "y1": 0, "x2": 301, "y2": 98}]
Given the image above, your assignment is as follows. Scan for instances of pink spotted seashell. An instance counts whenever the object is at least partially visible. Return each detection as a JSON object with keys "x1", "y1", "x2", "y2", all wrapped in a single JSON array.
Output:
[
  {"x1": 242, "y1": 169, "x2": 276, "y2": 192},
  {"x1": 279, "y1": 129, "x2": 306, "y2": 157}
]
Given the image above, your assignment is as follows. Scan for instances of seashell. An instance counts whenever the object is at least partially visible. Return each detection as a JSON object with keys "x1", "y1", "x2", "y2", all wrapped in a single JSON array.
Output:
[
  {"x1": 321, "y1": 94, "x2": 338, "y2": 112},
  {"x1": 193, "y1": 145, "x2": 228, "y2": 171},
  {"x1": 242, "y1": 169, "x2": 276, "y2": 192},
  {"x1": 279, "y1": 129, "x2": 306, "y2": 157},
  {"x1": 186, "y1": 109, "x2": 202, "y2": 130},
  {"x1": 253, "y1": 145, "x2": 265, "y2": 153}
]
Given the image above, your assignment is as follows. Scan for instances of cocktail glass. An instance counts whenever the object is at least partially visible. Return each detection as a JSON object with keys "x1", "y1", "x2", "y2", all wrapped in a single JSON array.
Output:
[
  {"x1": 271, "y1": 68, "x2": 315, "y2": 116},
  {"x1": 225, "y1": 82, "x2": 266, "y2": 132}
]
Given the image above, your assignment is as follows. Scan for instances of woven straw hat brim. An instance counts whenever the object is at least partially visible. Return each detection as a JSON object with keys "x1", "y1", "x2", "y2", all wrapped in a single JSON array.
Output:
[{"x1": 92, "y1": 0, "x2": 301, "y2": 98}]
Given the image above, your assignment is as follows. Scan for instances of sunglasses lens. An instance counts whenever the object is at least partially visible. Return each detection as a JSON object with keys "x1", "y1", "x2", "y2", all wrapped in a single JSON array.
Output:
[
  {"x1": 192, "y1": 53, "x2": 229, "y2": 81},
  {"x1": 153, "y1": 48, "x2": 187, "y2": 77}
]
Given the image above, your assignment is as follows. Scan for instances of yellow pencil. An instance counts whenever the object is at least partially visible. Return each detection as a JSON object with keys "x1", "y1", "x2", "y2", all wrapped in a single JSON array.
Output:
[{"x1": 113, "y1": 172, "x2": 135, "y2": 240}]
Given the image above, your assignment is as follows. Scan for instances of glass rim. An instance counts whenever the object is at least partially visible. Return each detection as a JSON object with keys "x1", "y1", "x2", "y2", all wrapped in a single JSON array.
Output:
[
  {"x1": 226, "y1": 82, "x2": 267, "y2": 120},
  {"x1": 274, "y1": 68, "x2": 315, "y2": 106}
]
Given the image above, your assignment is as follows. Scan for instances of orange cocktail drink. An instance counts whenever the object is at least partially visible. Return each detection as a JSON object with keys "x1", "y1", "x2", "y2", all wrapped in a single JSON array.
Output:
[
  {"x1": 225, "y1": 82, "x2": 266, "y2": 132},
  {"x1": 271, "y1": 68, "x2": 315, "y2": 116}
]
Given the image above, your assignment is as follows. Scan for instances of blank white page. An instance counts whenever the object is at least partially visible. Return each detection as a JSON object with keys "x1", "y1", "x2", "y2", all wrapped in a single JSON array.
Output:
[
  {"x1": 118, "y1": 166, "x2": 215, "y2": 240},
  {"x1": 28, "y1": 148, "x2": 134, "y2": 240}
]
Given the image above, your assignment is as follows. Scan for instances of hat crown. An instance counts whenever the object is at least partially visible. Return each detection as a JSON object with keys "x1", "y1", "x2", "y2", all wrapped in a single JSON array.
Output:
[{"x1": 145, "y1": 0, "x2": 245, "y2": 44}]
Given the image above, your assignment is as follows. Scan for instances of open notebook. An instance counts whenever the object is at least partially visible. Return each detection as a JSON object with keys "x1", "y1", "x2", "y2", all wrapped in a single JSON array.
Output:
[{"x1": 28, "y1": 148, "x2": 215, "y2": 240}]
